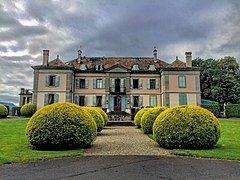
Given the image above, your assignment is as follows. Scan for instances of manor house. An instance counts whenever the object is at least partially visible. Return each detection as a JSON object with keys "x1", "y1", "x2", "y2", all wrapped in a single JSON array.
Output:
[{"x1": 32, "y1": 48, "x2": 201, "y2": 114}]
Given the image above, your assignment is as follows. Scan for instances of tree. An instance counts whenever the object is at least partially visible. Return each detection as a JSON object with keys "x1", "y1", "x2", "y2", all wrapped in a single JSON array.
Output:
[{"x1": 193, "y1": 56, "x2": 240, "y2": 104}]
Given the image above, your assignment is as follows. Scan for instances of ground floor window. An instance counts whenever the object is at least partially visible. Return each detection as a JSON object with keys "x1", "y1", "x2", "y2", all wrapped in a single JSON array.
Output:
[
  {"x1": 79, "y1": 96, "x2": 85, "y2": 106},
  {"x1": 44, "y1": 94, "x2": 59, "y2": 105},
  {"x1": 97, "y1": 96, "x2": 102, "y2": 107},
  {"x1": 133, "y1": 96, "x2": 139, "y2": 107},
  {"x1": 179, "y1": 94, "x2": 187, "y2": 105},
  {"x1": 150, "y1": 96, "x2": 157, "y2": 107}
]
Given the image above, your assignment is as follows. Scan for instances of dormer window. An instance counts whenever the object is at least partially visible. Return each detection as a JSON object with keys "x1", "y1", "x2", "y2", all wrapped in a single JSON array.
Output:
[
  {"x1": 132, "y1": 64, "x2": 139, "y2": 71},
  {"x1": 96, "y1": 64, "x2": 103, "y2": 71},
  {"x1": 80, "y1": 64, "x2": 87, "y2": 71},
  {"x1": 149, "y1": 64, "x2": 156, "y2": 71}
]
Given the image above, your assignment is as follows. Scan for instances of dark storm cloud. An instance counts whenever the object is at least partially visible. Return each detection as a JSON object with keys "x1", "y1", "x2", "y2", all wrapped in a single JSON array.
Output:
[{"x1": 0, "y1": 0, "x2": 240, "y2": 105}]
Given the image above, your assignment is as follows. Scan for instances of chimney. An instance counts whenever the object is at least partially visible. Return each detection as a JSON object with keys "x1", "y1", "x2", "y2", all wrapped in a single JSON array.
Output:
[
  {"x1": 77, "y1": 50, "x2": 82, "y2": 63},
  {"x1": 153, "y1": 46, "x2": 157, "y2": 62},
  {"x1": 185, "y1": 52, "x2": 192, "y2": 67},
  {"x1": 43, "y1": 50, "x2": 49, "y2": 66}
]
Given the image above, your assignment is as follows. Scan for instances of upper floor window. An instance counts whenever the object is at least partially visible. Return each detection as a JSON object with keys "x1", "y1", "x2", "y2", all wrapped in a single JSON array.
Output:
[
  {"x1": 95, "y1": 64, "x2": 103, "y2": 71},
  {"x1": 80, "y1": 64, "x2": 87, "y2": 71},
  {"x1": 97, "y1": 79, "x2": 103, "y2": 88},
  {"x1": 45, "y1": 75, "x2": 60, "y2": 87},
  {"x1": 132, "y1": 64, "x2": 139, "y2": 71},
  {"x1": 149, "y1": 64, "x2": 156, "y2": 71},
  {"x1": 178, "y1": 76, "x2": 186, "y2": 88},
  {"x1": 147, "y1": 79, "x2": 159, "y2": 89},
  {"x1": 76, "y1": 79, "x2": 88, "y2": 89},
  {"x1": 93, "y1": 79, "x2": 105, "y2": 89},
  {"x1": 130, "y1": 79, "x2": 142, "y2": 89}
]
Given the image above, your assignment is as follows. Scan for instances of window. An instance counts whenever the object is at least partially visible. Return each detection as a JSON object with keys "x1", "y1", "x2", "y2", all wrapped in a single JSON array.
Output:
[
  {"x1": 165, "y1": 93, "x2": 170, "y2": 107},
  {"x1": 133, "y1": 96, "x2": 139, "y2": 107},
  {"x1": 133, "y1": 79, "x2": 139, "y2": 89},
  {"x1": 79, "y1": 96, "x2": 85, "y2": 106},
  {"x1": 150, "y1": 79, "x2": 156, "y2": 89},
  {"x1": 150, "y1": 96, "x2": 157, "y2": 107},
  {"x1": 80, "y1": 64, "x2": 87, "y2": 70},
  {"x1": 79, "y1": 79, "x2": 85, "y2": 88},
  {"x1": 179, "y1": 94, "x2": 187, "y2": 105},
  {"x1": 97, "y1": 79, "x2": 103, "y2": 88},
  {"x1": 179, "y1": 76, "x2": 186, "y2": 88},
  {"x1": 97, "y1": 96, "x2": 102, "y2": 107},
  {"x1": 149, "y1": 64, "x2": 156, "y2": 71},
  {"x1": 96, "y1": 64, "x2": 103, "y2": 71},
  {"x1": 132, "y1": 64, "x2": 139, "y2": 71},
  {"x1": 45, "y1": 75, "x2": 60, "y2": 87},
  {"x1": 44, "y1": 94, "x2": 59, "y2": 105}
]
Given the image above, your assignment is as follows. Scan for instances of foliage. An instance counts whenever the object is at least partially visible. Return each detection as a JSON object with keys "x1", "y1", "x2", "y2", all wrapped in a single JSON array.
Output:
[
  {"x1": 25, "y1": 102, "x2": 97, "y2": 150},
  {"x1": 153, "y1": 105, "x2": 221, "y2": 149},
  {"x1": 94, "y1": 108, "x2": 109, "y2": 126},
  {"x1": 20, "y1": 104, "x2": 36, "y2": 117},
  {"x1": 141, "y1": 106, "x2": 167, "y2": 134},
  {"x1": 200, "y1": 104, "x2": 221, "y2": 117},
  {"x1": 225, "y1": 104, "x2": 240, "y2": 118},
  {"x1": 171, "y1": 119, "x2": 240, "y2": 160},
  {"x1": 0, "y1": 118, "x2": 84, "y2": 164},
  {"x1": 134, "y1": 108, "x2": 151, "y2": 128},
  {"x1": 84, "y1": 107, "x2": 105, "y2": 132},
  {"x1": 0, "y1": 104, "x2": 8, "y2": 118},
  {"x1": 193, "y1": 56, "x2": 240, "y2": 104}
]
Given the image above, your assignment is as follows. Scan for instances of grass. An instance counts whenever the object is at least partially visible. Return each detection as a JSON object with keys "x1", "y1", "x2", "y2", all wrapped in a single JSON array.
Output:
[
  {"x1": 150, "y1": 119, "x2": 240, "y2": 160},
  {"x1": 0, "y1": 118, "x2": 84, "y2": 164}
]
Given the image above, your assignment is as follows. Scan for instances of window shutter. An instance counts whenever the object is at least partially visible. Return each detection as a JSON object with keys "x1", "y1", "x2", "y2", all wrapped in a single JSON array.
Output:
[
  {"x1": 139, "y1": 79, "x2": 143, "y2": 89},
  {"x1": 74, "y1": 95, "x2": 79, "y2": 105},
  {"x1": 54, "y1": 94, "x2": 59, "y2": 103},
  {"x1": 92, "y1": 96, "x2": 96, "y2": 106},
  {"x1": 130, "y1": 95, "x2": 133, "y2": 108},
  {"x1": 139, "y1": 96, "x2": 143, "y2": 107},
  {"x1": 156, "y1": 79, "x2": 159, "y2": 89},
  {"x1": 44, "y1": 94, "x2": 48, "y2": 106},
  {"x1": 120, "y1": 79, "x2": 125, "y2": 92},
  {"x1": 102, "y1": 95, "x2": 106, "y2": 107},
  {"x1": 55, "y1": 76, "x2": 60, "y2": 87},
  {"x1": 45, "y1": 75, "x2": 49, "y2": 87},
  {"x1": 84, "y1": 96, "x2": 87, "y2": 106},
  {"x1": 93, "y1": 79, "x2": 97, "y2": 89},
  {"x1": 110, "y1": 96, "x2": 114, "y2": 111},
  {"x1": 76, "y1": 79, "x2": 79, "y2": 89},
  {"x1": 147, "y1": 79, "x2": 150, "y2": 89},
  {"x1": 103, "y1": 79, "x2": 106, "y2": 88},
  {"x1": 130, "y1": 79, "x2": 133, "y2": 89},
  {"x1": 111, "y1": 78, "x2": 115, "y2": 92},
  {"x1": 121, "y1": 96, "x2": 126, "y2": 112},
  {"x1": 85, "y1": 79, "x2": 89, "y2": 88}
]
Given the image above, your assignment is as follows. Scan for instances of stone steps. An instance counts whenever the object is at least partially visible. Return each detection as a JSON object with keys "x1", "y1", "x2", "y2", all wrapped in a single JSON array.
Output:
[{"x1": 107, "y1": 121, "x2": 134, "y2": 126}]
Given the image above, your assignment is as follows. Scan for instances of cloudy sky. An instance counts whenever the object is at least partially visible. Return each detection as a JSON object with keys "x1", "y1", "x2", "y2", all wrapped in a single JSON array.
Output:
[{"x1": 0, "y1": 0, "x2": 240, "y2": 105}]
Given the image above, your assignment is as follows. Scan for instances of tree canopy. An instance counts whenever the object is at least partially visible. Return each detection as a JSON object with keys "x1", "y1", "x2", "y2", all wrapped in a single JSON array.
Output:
[{"x1": 193, "y1": 56, "x2": 240, "y2": 104}]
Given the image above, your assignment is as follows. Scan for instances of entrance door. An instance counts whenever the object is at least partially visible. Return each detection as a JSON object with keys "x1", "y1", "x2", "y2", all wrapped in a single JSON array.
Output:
[
  {"x1": 115, "y1": 79, "x2": 120, "y2": 92},
  {"x1": 114, "y1": 96, "x2": 121, "y2": 111}
]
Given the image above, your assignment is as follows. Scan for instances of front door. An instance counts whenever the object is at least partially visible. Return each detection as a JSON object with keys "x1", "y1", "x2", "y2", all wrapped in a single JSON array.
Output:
[{"x1": 114, "y1": 96, "x2": 121, "y2": 111}]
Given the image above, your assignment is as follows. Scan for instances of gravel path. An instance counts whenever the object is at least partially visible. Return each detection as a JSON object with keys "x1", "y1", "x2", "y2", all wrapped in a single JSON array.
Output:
[{"x1": 84, "y1": 126, "x2": 169, "y2": 156}]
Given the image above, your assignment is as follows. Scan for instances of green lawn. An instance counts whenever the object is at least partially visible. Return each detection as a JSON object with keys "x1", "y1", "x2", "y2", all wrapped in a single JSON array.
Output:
[
  {"x1": 162, "y1": 119, "x2": 240, "y2": 160},
  {"x1": 0, "y1": 118, "x2": 84, "y2": 164}
]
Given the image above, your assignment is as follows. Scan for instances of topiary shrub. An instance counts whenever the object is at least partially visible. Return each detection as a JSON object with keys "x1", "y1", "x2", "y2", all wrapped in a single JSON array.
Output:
[
  {"x1": 84, "y1": 107, "x2": 105, "y2": 132},
  {"x1": 134, "y1": 108, "x2": 151, "y2": 128},
  {"x1": 25, "y1": 102, "x2": 97, "y2": 150},
  {"x1": 0, "y1": 104, "x2": 8, "y2": 118},
  {"x1": 153, "y1": 105, "x2": 221, "y2": 149},
  {"x1": 20, "y1": 103, "x2": 36, "y2": 117},
  {"x1": 141, "y1": 106, "x2": 168, "y2": 134},
  {"x1": 94, "y1": 108, "x2": 109, "y2": 126}
]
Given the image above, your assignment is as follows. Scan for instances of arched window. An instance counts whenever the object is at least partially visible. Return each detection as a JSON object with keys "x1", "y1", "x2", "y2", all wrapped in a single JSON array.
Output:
[
  {"x1": 149, "y1": 64, "x2": 156, "y2": 71},
  {"x1": 132, "y1": 64, "x2": 139, "y2": 71},
  {"x1": 80, "y1": 64, "x2": 87, "y2": 71},
  {"x1": 95, "y1": 64, "x2": 103, "y2": 71}
]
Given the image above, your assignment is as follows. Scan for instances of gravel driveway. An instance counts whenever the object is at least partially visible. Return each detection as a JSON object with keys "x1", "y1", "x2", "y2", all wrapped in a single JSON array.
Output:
[{"x1": 84, "y1": 126, "x2": 169, "y2": 156}]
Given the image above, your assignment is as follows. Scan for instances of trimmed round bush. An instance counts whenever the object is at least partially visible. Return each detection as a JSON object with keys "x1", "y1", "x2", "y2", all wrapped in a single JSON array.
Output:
[
  {"x1": 20, "y1": 103, "x2": 36, "y2": 117},
  {"x1": 0, "y1": 104, "x2": 8, "y2": 118},
  {"x1": 153, "y1": 105, "x2": 221, "y2": 149},
  {"x1": 141, "y1": 106, "x2": 168, "y2": 134},
  {"x1": 84, "y1": 107, "x2": 105, "y2": 132},
  {"x1": 134, "y1": 108, "x2": 151, "y2": 128},
  {"x1": 25, "y1": 102, "x2": 97, "y2": 150},
  {"x1": 95, "y1": 108, "x2": 109, "y2": 126}
]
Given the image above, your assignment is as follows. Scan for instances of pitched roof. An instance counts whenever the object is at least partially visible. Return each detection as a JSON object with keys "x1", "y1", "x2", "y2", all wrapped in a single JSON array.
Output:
[
  {"x1": 48, "y1": 58, "x2": 65, "y2": 67},
  {"x1": 167, "y1": 59, "x2": 186, "y2": 68}
]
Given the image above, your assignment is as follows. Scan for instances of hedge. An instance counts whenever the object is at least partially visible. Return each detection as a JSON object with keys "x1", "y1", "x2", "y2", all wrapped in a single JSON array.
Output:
[
  {"x1": 0, "y1": 104, "x2": 8, "y2": 118},
  {"x1": 153, "y1": 105, "x2": 221, "y2": 149},
  {"x1": 84, "y1": 107, "x2": 105, "y2": 132},
  {"x1": 200, "y1": 104, "x2": 221, "y2": 117},
  {"x1": 20, "y1": 104, "x2": 36, "y2": 117},
  {"x1": 225, "y1": 104, "x2": 240, "y2": 118},
  {"x1": 134, "y1": 108, "x2": 151, "y2": 128}
]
